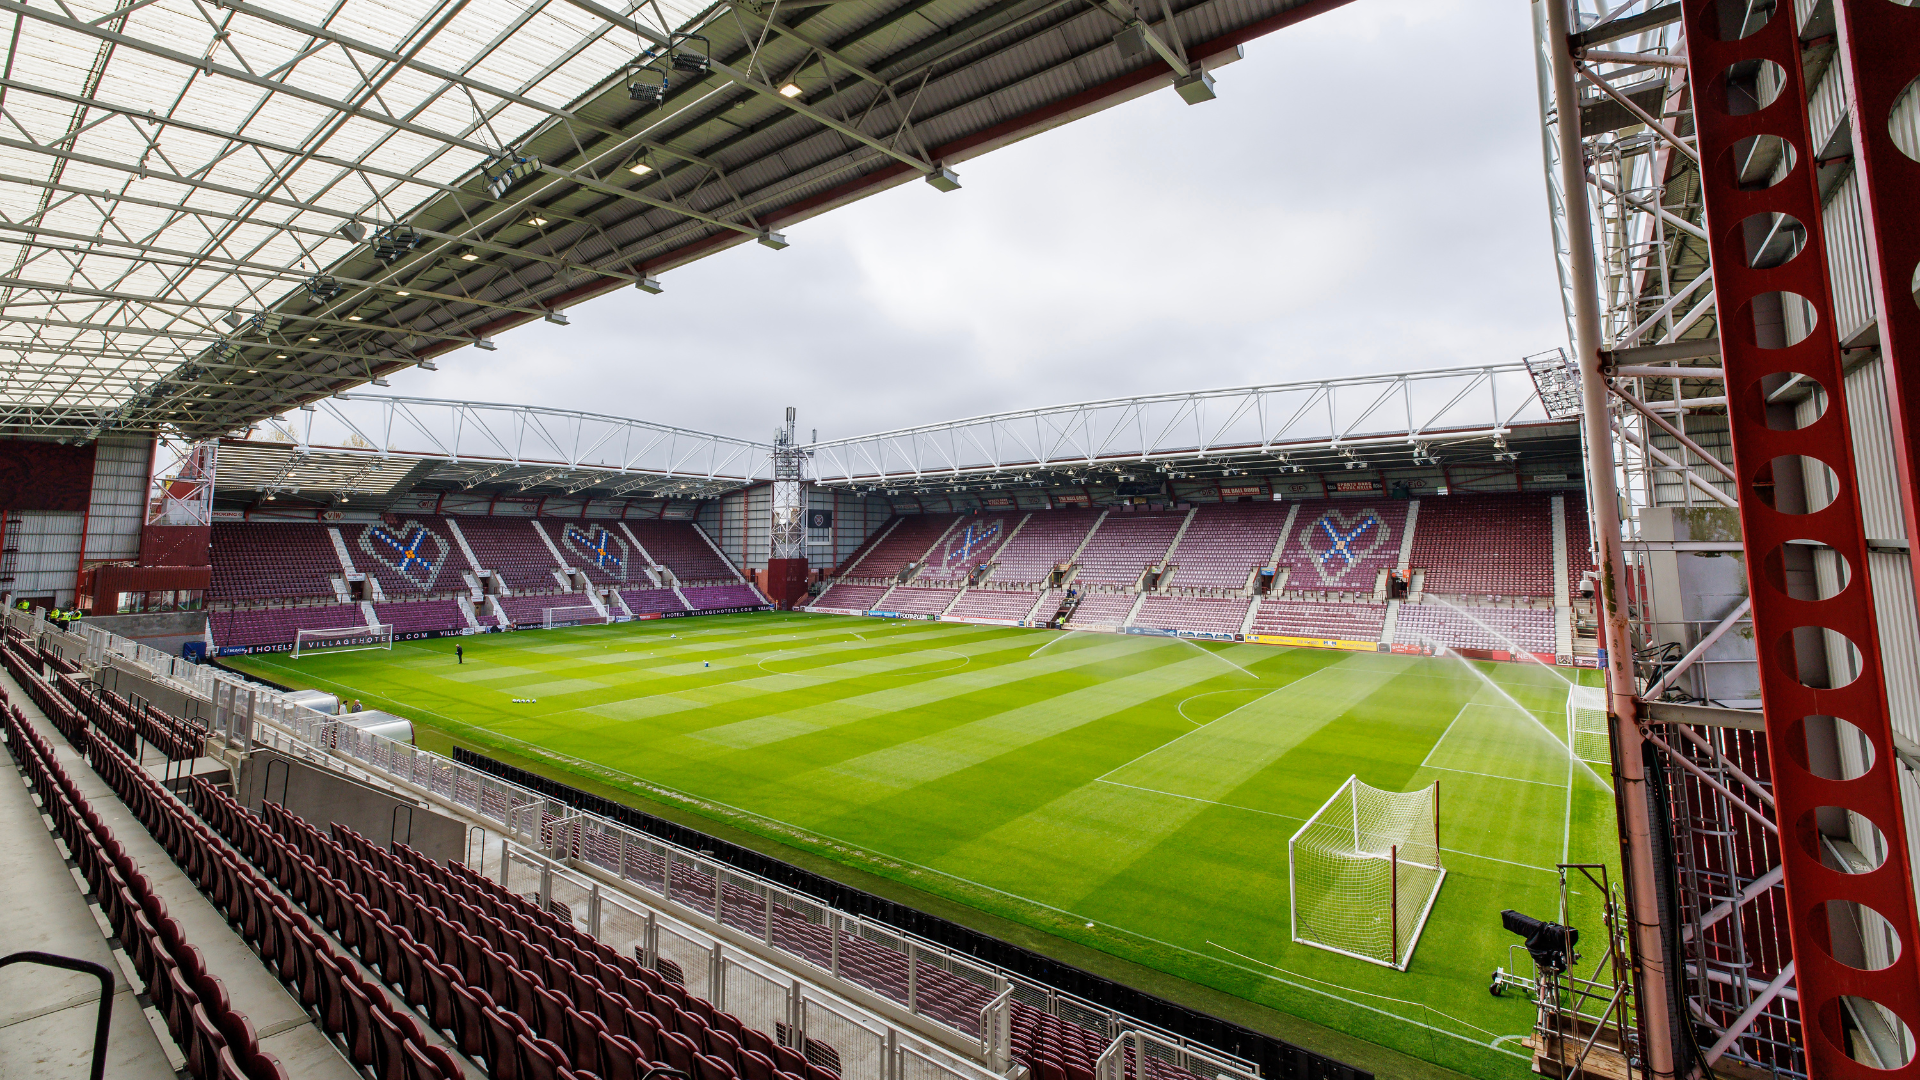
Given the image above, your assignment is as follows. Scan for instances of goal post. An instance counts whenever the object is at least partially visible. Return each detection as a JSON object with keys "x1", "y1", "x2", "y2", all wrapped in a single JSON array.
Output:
[
  {"x1": 1289, "y1": 775, "x2": 1445, "y2": 970},
  {"x1": 291, "y1": 623, "x2": 394, "y2": 658},
  {"x1": 1568, "y1": 685, "x2": 1611, "y2": 765},
  {"x1": 543, "y1": 605, "x2": 610, "y2": 629}
]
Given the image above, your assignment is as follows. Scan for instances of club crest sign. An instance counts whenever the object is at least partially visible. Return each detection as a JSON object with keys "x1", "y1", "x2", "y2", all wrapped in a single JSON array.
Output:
[
  {"x1": 1302, "y1": 509, "x2": 1389, "y2": 584},
  {"x1": 563, "y1": 524, "x2": 629, "y2": 581},
  {"x1": 360, "y1": 522, "x2": 449, "y2": 591}
]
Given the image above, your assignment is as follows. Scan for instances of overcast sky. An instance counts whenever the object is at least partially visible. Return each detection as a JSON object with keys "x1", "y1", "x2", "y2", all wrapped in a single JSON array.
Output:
[{"x1": 379, "y1": 0, "x2": 1567, "y2": 444}]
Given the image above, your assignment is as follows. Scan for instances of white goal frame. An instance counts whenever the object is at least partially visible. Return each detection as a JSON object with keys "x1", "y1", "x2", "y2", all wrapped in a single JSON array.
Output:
[
  {"x1": 292, "y1": 623, "x2": 394, "y2": 658},
  {"x1": 1288, "y1": 775, "x2": 1445, "y2": 970},
  {"x1": 1568, "y1": 685, "x2": 1610, "y2": 765},
  {"x1": 543, "y1": 605, "x2": 611, "y2": 629}
]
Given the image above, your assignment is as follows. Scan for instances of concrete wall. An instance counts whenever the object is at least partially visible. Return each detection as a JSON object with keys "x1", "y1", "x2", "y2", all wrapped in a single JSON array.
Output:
[{"x1": 238, "y1": 747, "x2": 466, "y2": 864}]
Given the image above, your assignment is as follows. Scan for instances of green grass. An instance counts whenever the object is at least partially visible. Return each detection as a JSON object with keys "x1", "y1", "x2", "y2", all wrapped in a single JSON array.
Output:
[{"x1": 228, "y1": 611, "x2": 1618, "y2": 1079}]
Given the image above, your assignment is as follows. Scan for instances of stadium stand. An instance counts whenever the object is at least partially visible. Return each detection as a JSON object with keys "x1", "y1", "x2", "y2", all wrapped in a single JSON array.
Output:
[
  {"x1": 1133, "y1": 595, "x2": 1251, "y2": 636},
  {"x1": 373, "y1": 599, "x2": 467, "y2": 636},
  {"x1": 1064, "y1": 593, "x2": 1136, "y2": 627},
  {"x1": 1072, "y1": 511, "x2": 1185, "y2": 587},
  {"x1": 808, "y1": 582, "x2": 894, "y2": 612},
  {"x1": 1394, "y1": 602, "x2": 1555, "y2": 654},
  {"x1": 880, "y1": 586, "x2": 960, "y2": 615},
  {"x1": 840, "y1": 514, "x2": 956, "y2": 582},
  {"x1": 944, "y1": 587, "x2": 1041, "y2": 622},
  {"x1": 1162, "y1": 504, "x2": 1288, "y2": 592},
  {"x1": 988, "y1": 511, "x2": 1101, "y2": 585},
  {"x1": 915, "y1": 515, "x2": 1020, "y2": 585},
  {"x1": 210, "y1": 603, "x2": 369, "y2": 649},
  {"x1": 557, "y1": 522, "x2": 636, "y2": 586},
  {"x1": 356, "y1": 518, "x2": 460, "y2": 595},
  {"x1": 209, "y1": 522, "x2": 343, "y2": 601},
  {"x1": 1249, "y1": 599, "x2": 1387, "y2": 641},
  {"x1": 620, "y1": 587, "x2": 687, "y2": 615},
  {"x1": 1276, "y1": 500, "x2": 1408, "y2": 591},
  {"x1": 1411, "y1": 494, "x2": 1555, "y2": 597},
  {"x1": 456, "y1": 518, "x2": 564, "y2": 592},
  {"x1": 680, "y1": 583, "x2": 763, "y2": 610},
  {"x1": 624, "y1": 522, "x2": 737, "y2": 585}
]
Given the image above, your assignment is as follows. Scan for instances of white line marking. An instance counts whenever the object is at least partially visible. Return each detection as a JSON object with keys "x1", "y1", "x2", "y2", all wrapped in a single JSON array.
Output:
[
  {"x1": 1418, "y1": 704, "x2": 1472, "y2": 771},
  {"x1": 1174, "y1": 688, "x2": 1270, "y2": 729},
  {"x1": 1093, "y1": 688, "x2": 1281, "y2": 782},
  {"x1": 1422, "y1": 765, "x2": 1565, "y2": 789}
]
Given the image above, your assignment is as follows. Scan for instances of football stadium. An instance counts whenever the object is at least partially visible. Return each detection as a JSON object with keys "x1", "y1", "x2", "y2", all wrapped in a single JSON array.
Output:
[{"x1": 2, "y1": 3, "x2": 1917, "y2": 1080}]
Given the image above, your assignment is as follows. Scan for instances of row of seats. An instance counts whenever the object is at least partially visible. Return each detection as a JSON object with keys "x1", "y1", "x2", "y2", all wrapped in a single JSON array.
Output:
[
  {"x1": 210, "y1": 523, "x2": 342, "y2": 602},
  {"x1": 879, "y1": 587, "x2": 958, "y2": 615},
  {"x1": 943, "y1": 588, "x2": 1039, "y2": 622},
  {"x1": 1073, "y1": 512, "x2": 1186, "y2": 587},
  {"x1": 1132, "y1": 596, "x2": 1248, "y2": 635},
  {"x1": 458, "y1": 520, "x2": 567, "y2": 593},
  {"x1": 3, "y1": 695, "x2": 288, "y2": 1080},
  {"x1": 1063, "y1": 593, "x2": 1135, "y2": 627},
  {"x1": 618, "y1": 588, "x2": 685, "y2": 615},
  {"x1": 219, "y1": 792, "x2": 838, "y2": 1080},
  {"x1": 679, "y1": 584, "x2": 763, "y2": 611},
  {"x1": 1162, "y1": 504, "x2": 1287, "y2": 590},
  {"x1": 59, "y1": 668, "x2": 208, "y2": 761},
  {"x1": 1393, "y1": 603, "x2": 1555, "y2": 654},
  {"x1": 1249, "y1": 601, "x2": 1387, "y2": 641},
  {"x1": 210, "y1": 604, "x2": 369, "y2": 649},
  {"x1": 990, "y1": 512, "x2": 1100, "y2": 585},
  {"x1": 840, "y1": 515, "x2": 956, "y2": 581},
  {"x1": 807, "y1": 582, "x2": 893, "y2": 611},
  {"x1": 1411, "y1": 495, "x2": 1554, "y2": 597},
  {"x1": 622, "y1": 522, "x2": 737, "y2": 586},
  {"x1": 376, "y1": 599, "x2": 470, "y2": 636}
]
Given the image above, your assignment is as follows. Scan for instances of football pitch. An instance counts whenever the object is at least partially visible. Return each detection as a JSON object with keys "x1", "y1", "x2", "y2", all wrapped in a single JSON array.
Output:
[{"x1": 228, "y1": 611, "x2": 1619, "y2": 1079}]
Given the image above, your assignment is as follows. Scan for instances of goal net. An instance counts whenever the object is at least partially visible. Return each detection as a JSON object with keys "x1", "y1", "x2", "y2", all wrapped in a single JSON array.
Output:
[
  {"x1": 543, "y1": 605, "x2": 610, "y2": 629},
  {"x1": 1568, "y1": 685, "x2": 1611, "y2": 765},
  {"x1": 292, "y1": 623, "x2": 393, "y2": 658},
  {"x1": 1289, "y1": 775, "x2": 1445, "y2": 970}
]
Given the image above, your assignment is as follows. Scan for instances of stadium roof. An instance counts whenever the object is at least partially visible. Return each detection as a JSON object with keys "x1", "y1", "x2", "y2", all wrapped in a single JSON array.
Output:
[
  {"x1": 209, "y1": 361, "x2": 1584, "y2": 503},
  {"x1": 2, "y1": 0, "x2": 1352, "y2": 440}
]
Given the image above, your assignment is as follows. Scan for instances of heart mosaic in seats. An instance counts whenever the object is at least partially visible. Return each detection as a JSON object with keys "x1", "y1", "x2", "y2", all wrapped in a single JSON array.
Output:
[
  {"x1": 1301, "y1": 509, "x2": 1389, "y2": 585},
  {"x1": 563, "y1": 524, "x2": 628, "y2": 582},
  {"x1": 359, "y1": 522, "x2": 449, "y2": 591}
]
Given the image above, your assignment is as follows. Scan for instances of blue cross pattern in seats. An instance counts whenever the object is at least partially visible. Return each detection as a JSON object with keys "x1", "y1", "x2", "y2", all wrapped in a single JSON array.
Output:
[
  {"x1": 566, "y1": 525, "x2": 623, "y2": 573},
  {"x1": 946, "y1": 520, "x2": 1002, "y2": 565},
  {"x1": 365, "y1": 525, "x2": 443, "y2": 587},
  {"x1": 1316, "y1": 515, "x2": 1377, "y2": 574}
]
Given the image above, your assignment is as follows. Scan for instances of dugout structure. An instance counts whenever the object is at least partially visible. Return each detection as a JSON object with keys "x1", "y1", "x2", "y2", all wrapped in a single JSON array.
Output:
[{"x1": 1289, "y1": 776, "x2": 1444, "y2": 970}]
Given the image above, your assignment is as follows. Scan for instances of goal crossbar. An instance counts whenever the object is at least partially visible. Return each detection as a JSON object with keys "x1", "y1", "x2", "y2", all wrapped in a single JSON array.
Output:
[
  {"x1": 292, "y1": 623, "x2": 394, "y2": 658},
  {"x1": 1288, "y1": 775, "x2": 1445, "y2": 970}
]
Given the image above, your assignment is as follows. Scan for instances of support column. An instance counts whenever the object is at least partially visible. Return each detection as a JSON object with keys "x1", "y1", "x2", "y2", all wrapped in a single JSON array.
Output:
[
  {"x1": 1830, "y1": 0, "x2": 1920, "y2": 618},
  {"x1": 1682, "y1": 3, "x2": 1920, "y2": 1076},
  {"x1": 1542, "y1": 0, "x2": 1677, "y2": 1074}
]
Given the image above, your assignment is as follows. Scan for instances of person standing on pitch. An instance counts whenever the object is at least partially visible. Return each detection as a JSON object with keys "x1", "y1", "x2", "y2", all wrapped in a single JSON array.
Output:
[{"x1": 456, "y1": 643, "x2": 464, "y2": 665}]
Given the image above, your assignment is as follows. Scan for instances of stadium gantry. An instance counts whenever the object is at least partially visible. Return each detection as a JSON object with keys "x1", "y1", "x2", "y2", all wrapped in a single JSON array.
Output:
[{"x1": 1, "y1": 2, "x2": 1917, "y2": 1080}]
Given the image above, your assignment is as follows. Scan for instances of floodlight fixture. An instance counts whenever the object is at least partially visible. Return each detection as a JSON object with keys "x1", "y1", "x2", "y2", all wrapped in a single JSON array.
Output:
[
  {"x1": 925, "y1": 166, "x2": 962, "y2": 192},
  {"x1": 527, "y1": 215, "x2": 550, "y2": 227},
  {"x1": 544, "y1": 312, "x2": 569, "y2": 325},
  {"x1": 1174, "y1": 71, "x2": 1217, "y2": 105},
  {"x1": 778, "y1": 81, "x2": 804, "y2": 98},
  {"x1": 459, "y1": 249, "x2": 481, "y2": 261},
  {"x1": 371, "y1": 377, "x2": 390, "y2": 387},
  {"x1": 307, "y1": 336, "x2": 321, "y2": 342},
  {"x1": 635, "y1": 276, "x2": 664, "y2": 294},
  {"x1": 303, "y1": 274, "x2": 344, "y2": 301},
  {"x1": 346, "y1": 314, "x2": 363, "y2": 322},
  {"x1": 396, "y1": 290, "x2": 411, "y2": 296},
  {"x1": 474, "y1": 338, "x2": 497, "y2": 351},
  {"x1": 628, "y1": 160, "x2": 654, "y2": 176},
  {"x1": 338, "y1": 221, "x2": 366, "y2": 242},
  {"x1": 417, "y1": 360, "x2": 437, "y2": 371}
]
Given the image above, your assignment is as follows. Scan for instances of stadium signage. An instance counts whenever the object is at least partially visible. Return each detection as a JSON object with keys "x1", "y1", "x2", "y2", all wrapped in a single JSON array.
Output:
[
  {"x1": 218, "y1": 625, "x2": 473, "y2": 655},
  {"x1": 863, "y1": 610, "x2": 940, "y2": 621},
  {"x1": 1331, "y1": 480, "x2": 1380, "y2": 493},
  {"x1": 982, "y1": 497, "x2": 1013, "y2": 508},
  {"x1": 1218, "y1": 485, "x2": 1264, "y2": 498},
  {"x1": 1178, "y1": 630, "x2": 1238, "y2": 642},
  {"x1": 1123, "y1": 627, "x2": 1177, "y2": 637},
  {"x1": 1246, "y1": 634, "x2": 1386, "y2": 652},
  {"x1": 1390, "y1": 643, "x2": 1435, "y2": 656},
  {"x1": 660, "y1": 606, "x2": 767, "y2": 618},
  {"x1": 1052, "y1": 494, "x2": 1090, "y2": 506}
]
